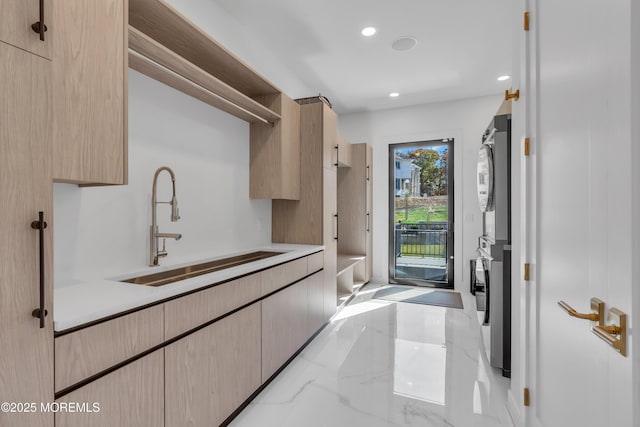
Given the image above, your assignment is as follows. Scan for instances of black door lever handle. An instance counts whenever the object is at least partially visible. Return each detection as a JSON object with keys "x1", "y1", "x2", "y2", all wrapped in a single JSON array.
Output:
[
  {"x1": 31, "y1": 0, "x2": 48, "y2": 41},
  {"x1": 31, "y1": 212, "x2": 48, "y2": 328}
]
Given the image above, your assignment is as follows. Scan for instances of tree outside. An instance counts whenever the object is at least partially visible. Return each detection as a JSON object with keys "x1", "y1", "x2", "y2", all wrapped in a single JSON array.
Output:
[{"x1": 405, "y1": 147, "x2": 448, "y2": 197}]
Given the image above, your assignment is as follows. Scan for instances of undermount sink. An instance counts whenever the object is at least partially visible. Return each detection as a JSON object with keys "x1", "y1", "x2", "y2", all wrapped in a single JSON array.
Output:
[{"x1": 121, "y1": 251, "x2": 284, "y2": 287}]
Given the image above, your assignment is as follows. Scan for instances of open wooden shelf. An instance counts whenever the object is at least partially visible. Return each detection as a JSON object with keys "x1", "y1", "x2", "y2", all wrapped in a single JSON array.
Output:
[
  {"x1": 336, "y1": 254, "x2": 367, "y2": 306},
  {"x1": 128, "y1": 0, "x2": 282, "y2": 124},
  {"x1": 337, "y1": 254, "x2": 366, "y2": 276},
  {"x1": 353, "y1": 281, "x2": 366, "y2": 292},
  {"x1": 129, "y1": 27, "x2": 280, "y2": 124}
]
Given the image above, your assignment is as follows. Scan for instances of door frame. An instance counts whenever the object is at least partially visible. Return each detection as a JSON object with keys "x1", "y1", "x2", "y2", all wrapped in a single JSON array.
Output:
[
  {"x1": 516, "y1": 0, "x2": 639, "y2": 425},
  {"x1": 387, "y1": 139, "x2": 454, "y2": 288}
]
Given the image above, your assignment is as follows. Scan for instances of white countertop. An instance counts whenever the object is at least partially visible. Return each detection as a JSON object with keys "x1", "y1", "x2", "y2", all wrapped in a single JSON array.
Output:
[{"x1": 54, "y1": 244, "x2": 323, "y2": 332}]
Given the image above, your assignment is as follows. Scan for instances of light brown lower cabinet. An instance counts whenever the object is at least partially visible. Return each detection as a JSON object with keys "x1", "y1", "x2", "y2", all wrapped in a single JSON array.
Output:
[
  {"x1": 52, "y1": 255, "x2": 326, "y2": 427},
  {"x1": 306, "y1": 271, "x2": 325, "y2": 336},
  {"x1": 55, "y1": 305, "x2": 164, "y2": 392},
  {"x1": 165, "y1": 303, "x2": 262, "y2": 426},
  {"x1": 261, "y1": 280, "x2": 308, "y2": 382},
  {"x1": 55, "y1": 350, "x2": 164, "y2": 427}
]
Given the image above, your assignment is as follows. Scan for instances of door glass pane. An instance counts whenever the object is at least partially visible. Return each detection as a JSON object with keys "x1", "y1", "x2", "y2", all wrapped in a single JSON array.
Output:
[{"x1": 390, "y1": 140, "x2": 453, "y2": 286}]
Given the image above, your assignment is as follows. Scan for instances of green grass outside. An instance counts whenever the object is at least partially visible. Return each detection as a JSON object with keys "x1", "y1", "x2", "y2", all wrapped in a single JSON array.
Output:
[{"x1": 395, "y1": 205, "x2": 448, "y2": 223}]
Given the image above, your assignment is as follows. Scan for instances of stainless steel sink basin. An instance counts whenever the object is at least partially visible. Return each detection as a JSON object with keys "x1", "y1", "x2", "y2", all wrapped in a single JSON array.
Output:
[{"x1": 121, "y1": 251, "x2": 284, "y2": 287}]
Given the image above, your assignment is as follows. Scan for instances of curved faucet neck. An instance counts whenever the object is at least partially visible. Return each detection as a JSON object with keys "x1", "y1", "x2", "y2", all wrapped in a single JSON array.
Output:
[
  {"x1": 150, "y1": 166, "x2": 179, "y2": 266},
  {"x1": 152, "y1": 166, "x2": 176, "y2": 203}
]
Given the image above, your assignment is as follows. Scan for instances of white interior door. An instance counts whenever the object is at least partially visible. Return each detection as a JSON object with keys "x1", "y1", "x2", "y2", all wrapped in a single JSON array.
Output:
[{"x1": 523, "y1": 1, "x2": 635, "y2": 426}]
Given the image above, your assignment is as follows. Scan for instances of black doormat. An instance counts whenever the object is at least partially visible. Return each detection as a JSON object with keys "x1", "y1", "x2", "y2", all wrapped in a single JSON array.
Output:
[{"x1": 373, "y1": 286, "x2": 464, "y2": 309}]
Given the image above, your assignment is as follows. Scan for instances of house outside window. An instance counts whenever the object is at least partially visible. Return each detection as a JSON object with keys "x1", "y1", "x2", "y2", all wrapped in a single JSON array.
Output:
[{"x1": 394, "y1": 154, "x2": 421, "y2": 196}]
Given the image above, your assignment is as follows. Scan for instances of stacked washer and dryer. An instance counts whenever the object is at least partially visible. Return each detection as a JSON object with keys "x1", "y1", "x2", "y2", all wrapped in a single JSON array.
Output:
[{"x1": 473, "y1": 101, "x2": 512, "y2": 378}]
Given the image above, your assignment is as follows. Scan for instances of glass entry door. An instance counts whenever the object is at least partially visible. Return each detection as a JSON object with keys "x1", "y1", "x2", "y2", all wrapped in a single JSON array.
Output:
[{"x1": 388, "y1": 139, "x2": 454, "y2": 287}]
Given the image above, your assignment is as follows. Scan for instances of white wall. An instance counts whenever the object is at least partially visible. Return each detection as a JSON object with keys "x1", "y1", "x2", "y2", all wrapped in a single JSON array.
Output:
[
  {"x1": 54, "y1": 70, "x2": 272, "y2": 284},
  {"x1": 338, "y1": 94, "x2": 504, "y2": 289},
  {"x1": 165, "y1": 0, "x2": 313, "y2": 99}
]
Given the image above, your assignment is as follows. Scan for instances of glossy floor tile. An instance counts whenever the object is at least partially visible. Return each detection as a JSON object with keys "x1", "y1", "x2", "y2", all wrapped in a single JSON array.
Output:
[{"x1": 231, "y1": 283, "x2": 513, "y2": 427}]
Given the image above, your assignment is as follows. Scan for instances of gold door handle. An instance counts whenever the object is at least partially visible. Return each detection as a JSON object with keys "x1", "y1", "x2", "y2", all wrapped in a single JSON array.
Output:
[
  {"x1": 557, "y1": 298, "x2": 604, "y2": 325},
  {"x1": 505, "y1": 89, "x2": 520, "y2": 101},
  {"x1": 592, "y1": 307, "x2": 627, "y2": 357}
]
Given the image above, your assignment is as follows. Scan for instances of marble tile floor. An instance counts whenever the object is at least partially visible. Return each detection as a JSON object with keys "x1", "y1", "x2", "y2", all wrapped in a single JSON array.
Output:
[{"x1": 231, "y1": 283, "x2": 514, "y2": 427}]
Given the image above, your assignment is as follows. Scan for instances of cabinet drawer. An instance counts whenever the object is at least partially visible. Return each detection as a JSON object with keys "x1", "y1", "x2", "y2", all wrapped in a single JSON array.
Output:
[
  {"x1": 307, "y1": 251, "x2": 324, "y2": 273},
  {"x1": 56, "y1": 350, "x2": 164, "y2": 427},
  {"x1": 164, "y1": 273, "x2": 261, "y2": 340},
  {"x1": 261, "y1": 256, "x2": 308, "y2": 296},
  {"x1": 55, "y1": 305, "x2": 164, "y2": 392}
]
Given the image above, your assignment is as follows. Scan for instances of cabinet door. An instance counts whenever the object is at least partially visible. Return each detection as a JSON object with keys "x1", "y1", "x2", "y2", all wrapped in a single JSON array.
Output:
[
  {"x1": 0, "y1": 0, "x2": 52, "y2": 59},
  {"x1": 165, "y1": 303, "x2": 261, "y2": 426},
  {"x1": 250, "y1": 94, "x2": 301, "y2": 200},
  {"x1": 337, "y1": 144, "x2": 367, "y2": 255},
  {"x1": 322, "y1": 104, "x2": 338, "y2": 171},
  {"x1": 323, "y1": 168, "x2": 338, "y2": 319},
  {"x1": 56, "y1": 350, "x2": 164, "y2": 427},
  {"x1": 307, "y1": 271, "x2": 325, "y2": 336},
  {"x1": 337, "y1": 135, "x2": 352, "y2": 168},
  {"x1": 262, "y1": 281, "x2": 308, "y2": 381},
  {"x1": 0, "y1": 42, "x2": 53, "y2": 427},
  {"x1": 52, "y1": 0, "x2": 127, "y2": 185},
  {"x1": 365, "y1": 144, "x2": 373, "y2": 282}
]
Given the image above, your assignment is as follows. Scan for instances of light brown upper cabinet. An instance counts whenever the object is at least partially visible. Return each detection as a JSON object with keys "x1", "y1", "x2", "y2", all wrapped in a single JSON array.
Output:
[
  {"x1": 338, "y1": 143, "x2": 373, "y2": 283},
  {"x1": 322, "y1": 105, "x2": 338, "y2": 171},
  {"x1": 52, "y1": 0, "x2": 128, "y2": 185},
  {"x1": 0, "y1": 0, "x2": 52, "y2": 59},
  {"x1": 0, "y1": 41, "x2": 54, "y2": 427},
  {"x1": 337, "y1": 135, "x2": 352, "y2": 168},
  {"x1": 250, "y1": 94, "x2": 301, "y2": 200},
  {"x1": 272, "y1": 99, "x2": 338, "y2": 318}
]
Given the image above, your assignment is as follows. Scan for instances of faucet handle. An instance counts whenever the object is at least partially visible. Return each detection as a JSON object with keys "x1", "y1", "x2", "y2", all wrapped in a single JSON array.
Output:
[{"x1": 171, "y1": 197, "x2": 180, "y2": 222}]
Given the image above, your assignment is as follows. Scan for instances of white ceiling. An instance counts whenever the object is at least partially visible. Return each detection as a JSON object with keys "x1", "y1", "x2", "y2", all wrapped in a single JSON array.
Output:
[{"x1": 213, "y1": 0, "x2": 513, "y2": 114}]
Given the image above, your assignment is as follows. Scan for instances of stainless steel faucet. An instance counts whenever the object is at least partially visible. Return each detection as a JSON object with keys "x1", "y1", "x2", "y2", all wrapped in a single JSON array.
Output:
[{"x1": 149, "y1": 166, "x2": 182, "y2": 266}]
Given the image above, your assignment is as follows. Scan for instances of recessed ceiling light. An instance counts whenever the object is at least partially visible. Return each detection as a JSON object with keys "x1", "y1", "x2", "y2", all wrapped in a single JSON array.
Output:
[
  {"x1": 392, "y1": 37, "x2": 418, "y2": 51},
  {"x1": 497, "y1": 75, "x2": 511, "y2": 81},
  {"x1": 389, "y1": 92, "x2": 400, "y2": 98},
  {"x1": 361, "y1": 26, "x2": 376, "y2": 37}
]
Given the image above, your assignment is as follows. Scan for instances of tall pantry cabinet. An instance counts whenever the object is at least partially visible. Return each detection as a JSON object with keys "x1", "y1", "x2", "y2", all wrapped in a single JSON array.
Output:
[
  {"x1": 0, "y1": 17, "x2": 54, "y2": 427},
  {"x1": 272, "y1": 99, "x2": 338, "y2": 319},
  {"x1": 1, "y1": 0, "x2": 128, "y2": 425},
  {"x1": 337, "y1": 143, "x2": 373, "y2": 282}
]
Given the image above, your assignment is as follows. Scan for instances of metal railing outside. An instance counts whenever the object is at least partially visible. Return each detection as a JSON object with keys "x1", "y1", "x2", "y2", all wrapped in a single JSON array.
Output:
[{"x1": 395, "y1": 222, "x2": 448, "y2": 258}]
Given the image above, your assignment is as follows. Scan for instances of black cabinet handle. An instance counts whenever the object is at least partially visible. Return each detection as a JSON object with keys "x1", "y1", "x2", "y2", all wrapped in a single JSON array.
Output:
[
  {"x1": 366, "y1": 212, "x2": 370, "y2": 232},
  {"x1": 31, "y1": 211, "x2": 48, "y2": 328},
  {"x1": 334, "y1": 144, "x2": 339, "y2": 167},
  {"x1": 366, "y1": 165, "x2": 370, "y2": 181},
  {"x1": 333, "y1": 213, "x2": 338, "y2": 240},
  {"x1": 31, "y1": 0, "x2": 48, "y2": 41}
]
